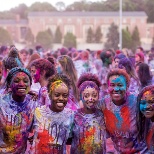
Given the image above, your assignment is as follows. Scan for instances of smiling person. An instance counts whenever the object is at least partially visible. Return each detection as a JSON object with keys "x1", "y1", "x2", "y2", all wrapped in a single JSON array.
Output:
[
  {"x1": 0, "y1": 67, "x2": 38, "y2": 153},
  {"x1": 137, "y1": 85, "x2": 154, "y2": 152},
  {"x1": 98, "y1": 68, "x2": 148, "y2": 153},
  {"x1": 31, "y1": 73, "x2": 74, "y2": 154},
  {"x1": 30, "y1": 58, "x2": 56, "y2": 106},
  {"x1": 70, "y1": 73, "x2": 106, "y2": 154}
]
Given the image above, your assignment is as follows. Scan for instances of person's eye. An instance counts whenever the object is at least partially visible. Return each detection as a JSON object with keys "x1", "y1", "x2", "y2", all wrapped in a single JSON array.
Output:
[
  {"x1": 84, "y1": 94, "x2": 89, "y2": 98},
  {"x1": 63, "y1": 94, "x2": 68, "y2": 98},
  {"x1": 14, "y1": 79, "x2": 19, "y2": 83},
  {"x1": 92, "y1": 94, "x2": 98, "y2": 98},
  {"x1": 110, "y1": 83, "x2": 115, "y2": 87},
  {"x1": 54, "y1": 93, "x2": 60, "y2": 97},
  {"x1": 23, "y1": 79, "x2": 29, "y2": 83}
]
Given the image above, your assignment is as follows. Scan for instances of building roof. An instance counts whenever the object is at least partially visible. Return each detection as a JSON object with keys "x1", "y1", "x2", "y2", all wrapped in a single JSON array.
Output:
[
  {"x1": 28, "y1": 11, "x2": 147, "y2": 17},
  {"x1": 0, "y1": 19, "x2": 28, "y2": 25}
]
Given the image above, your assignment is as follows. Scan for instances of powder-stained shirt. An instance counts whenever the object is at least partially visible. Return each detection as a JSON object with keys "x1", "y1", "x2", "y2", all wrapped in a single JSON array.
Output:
[
  {"x1": 0, "y1": 93, "x2": 38, "y2": 154},
  {"x1": 71, "y1": 109, "x2": 106, "y2": 154},
  {"x1": 146, "y1": 121, "x2": 154, "y2": 153},
  {"x1": 99, "y1": 93, "x2": 148, "y2": 153},
  {"x1": 32, "y1": 106, "x2": 74, "y2": 154},
  {"x1": 38, "y1": 86, "x2": 50, "y2": 106}
]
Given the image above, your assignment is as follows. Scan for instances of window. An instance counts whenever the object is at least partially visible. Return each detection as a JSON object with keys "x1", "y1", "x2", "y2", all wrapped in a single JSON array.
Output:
[{"x1": 64, "y1": 25, "x2": 75, "y2": 34}]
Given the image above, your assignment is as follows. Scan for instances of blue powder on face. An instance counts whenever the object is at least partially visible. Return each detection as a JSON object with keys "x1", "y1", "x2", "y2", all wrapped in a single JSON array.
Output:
[
  {"x1": 112, "y1": 75, "x2": 127, "y2": 91},
  {"x1": 140, "y1": 100, "x2": 147, "y2": 112}
]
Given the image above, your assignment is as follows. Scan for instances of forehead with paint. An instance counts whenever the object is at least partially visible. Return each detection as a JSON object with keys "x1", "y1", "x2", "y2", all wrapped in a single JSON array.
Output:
[
  {"x1": 108, "y1": 75, "x2": 127, "y2": 90},
  {"x1": 49, "y1": 80, "x2": 69, "y2": 95}
]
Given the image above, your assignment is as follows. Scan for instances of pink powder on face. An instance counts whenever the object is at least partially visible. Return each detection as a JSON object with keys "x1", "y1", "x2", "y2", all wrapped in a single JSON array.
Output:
[{"x1": 34, "y1": 69, "x2": 40, "y2": 83}]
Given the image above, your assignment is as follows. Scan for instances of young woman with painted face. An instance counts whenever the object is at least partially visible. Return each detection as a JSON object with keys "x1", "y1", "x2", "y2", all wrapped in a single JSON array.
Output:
[
  {"x1": 30, "y1": 58, "x2": 56, "y2": 106},
  {"x1": 98, "y1": 68, "x2": 148, "y2": 153},
  {"x1": 31, "y1": 73, "x2": 74, "y2": 154},
  {"x1": 57, "y1": 55, "x2": 80, "y2": 111},
  {"x1": 137, "y1": 85, "x2": 154, "y2": 152},
  {"x1": 70, "y1": 73, "x2": 106, "y2": 154},
  {"x1": 0, "y1": 67, "x2": 38, "y2": 153}
]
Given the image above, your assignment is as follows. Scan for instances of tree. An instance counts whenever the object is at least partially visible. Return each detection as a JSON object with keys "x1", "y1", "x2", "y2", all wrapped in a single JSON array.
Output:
[
  {"x1": 56, "y1": 1, "x2": 66, "y2": 11},
  {"x1": 36, "y1": 30, "x2": 53, "y2": 49},
  {"x1": 10, "y1": 4, "x2": 28, "y2": 19},
  {"x1": 54, "y1": 26, "x2": 62, "y2": 43},
  {"x1": 94, "y1": 26, "x2": 102, "y2": 43},
  {"x1": 29, "y1": 2, "x2": 56, "y2": 12},
  {"x1": 105, "y1": 23, "x2": 119, "y2": 50},
  {"x1": 131, "y1": 26, "x2": 140, "y2": 51},
  {"x1": 25, "y1": 28, "x2": 34, "y2": 45},
  {"x1": 86, "y1": 27, "x2": 94, "y2": 43},
  {"x1": 0, "y1": 27, "x2": 13, "y2": 45},
  {"x1": 145, "y1": 0, "x2": 154, "y2": 23},
  {"x1": 63, "y1": 32, "x2": 76, "y2": 48},
  {"x1": 122, "y1": 28, "x2": 132, "y2": 49}
]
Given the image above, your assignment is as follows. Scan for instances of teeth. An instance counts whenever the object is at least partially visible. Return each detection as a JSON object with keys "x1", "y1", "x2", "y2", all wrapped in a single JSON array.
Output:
[
  {"x1": 57, "y1": 103, "x2": 64, "y2": 107},
  {"x1": 18, "y1": 88, "x2": 26, "y2": 92}
]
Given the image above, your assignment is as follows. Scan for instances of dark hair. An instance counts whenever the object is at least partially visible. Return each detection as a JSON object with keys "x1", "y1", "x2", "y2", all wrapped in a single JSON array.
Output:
[
  {"x1": 30, "y1": 58, "x2": 56, "y2": 79},
  {"x1": 77, "y1": 72, "x2": 102, "y2": 89},
  {"x1": 114, "y1": 53, "x2": 126, "y2": 60},
  {"x1": 137, "y1": 85, "x2": 154, "y2": 140},
  {"x1": 47, "y1": 73, "x2": 71, "y2": 94},
  {"x1": 58, "y1": 55, "x2": 79, "y2": 101},
  {"x1": 4, "y1": 67, "x2": 32, "y2": 90},
  {"x1": 107, "y1": 68, "x2": 130, "y2": 87},
  {"x1": 3, "y1": 47, "x2": 23, "y2": 70},
  {"x1": 100, "y1": 50, "x2": 114, "y2": 67},
  {"x1": 137, "y1": 63, "x2": 152, "y2": 88},
  {"x1": 118, "y1": 57, "x2": 139, "y2": 83}
]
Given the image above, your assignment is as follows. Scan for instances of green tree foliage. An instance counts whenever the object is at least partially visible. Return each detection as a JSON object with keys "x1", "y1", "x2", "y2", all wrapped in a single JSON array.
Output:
[
  {"x1": 54, "y1": 26, "x2": 62, "y2": 43},
  {"x1": 10, "y1": 4, "x2": 28, "y2": 19},
  {"x1": 105, "y1": 23, "x2": 119, "y2": 50},
  {"x1": 29, "y1": 2, "x2": 57, "y2": 12},
  {"x1": 0, "y1": 27, "x2": 13, "y2": 45},
  {"x1": 25, "y1": 28, "x2": 34, "y2": 45},
  {"x1": 131, "y1": 26, "x2": 140, "y2": 51},
  {"x1": 36, "y1": 30, "x2": 53, "y2": 49},
  {"x1": 63, "y1": 32, "x2": 76, "y2": 48},
  {"x1": 94, "y1": 26, "x2": 102, "y2": 43},
  {"x1": 145, "y1": 0, "x2": 154, "y2": 22},
  {"x1": 86, "y1": 27, "x2": 94, "y2": 43},
  {"x1": 122, "y1": 28, "x2": 132, "y2": 49}
]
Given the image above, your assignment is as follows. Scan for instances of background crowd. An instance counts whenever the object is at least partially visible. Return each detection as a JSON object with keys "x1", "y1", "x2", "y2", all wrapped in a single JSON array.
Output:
[{"x1": 0, "y1": 44, "x2": 153, "y2": 153}]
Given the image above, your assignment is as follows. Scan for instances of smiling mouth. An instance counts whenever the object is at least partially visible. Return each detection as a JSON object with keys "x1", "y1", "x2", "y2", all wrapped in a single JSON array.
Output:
[
  {"x1": 17, "y1": 88, "x2": 26, "y2": 92},
  {"x1": 56, "y1": 102, "x2": 65, "y2": 107}
]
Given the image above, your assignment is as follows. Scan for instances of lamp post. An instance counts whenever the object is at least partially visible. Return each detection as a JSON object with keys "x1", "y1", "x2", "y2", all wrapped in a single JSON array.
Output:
[{"x1": 119, "y1": 0, "x2": 122, "y2": 50}]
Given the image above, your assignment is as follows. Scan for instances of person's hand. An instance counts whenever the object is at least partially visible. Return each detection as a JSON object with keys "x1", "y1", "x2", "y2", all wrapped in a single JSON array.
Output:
[{"x1": 28, "y1": 91, "x2": 38, "y2": 101}]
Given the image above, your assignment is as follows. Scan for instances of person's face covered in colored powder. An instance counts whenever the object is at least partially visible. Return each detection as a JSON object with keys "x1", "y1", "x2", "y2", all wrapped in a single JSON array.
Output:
[
  {"x1": 49, "y1": 81, "x2": 69, "y2": 112},
  {"x1": 31, "y1": 66, "x2": 40, "y2": 83},
  {"x1": 108, "y1": 75, "x2": 127, "y2": 106},
  {"x1": 114, "y1": 58, "x2": 120, "y2": 68},
  {"x1": 10, "y1": 72, "x2": 31, "y2": 97},
  {"x1": 140, "y1": 90, "x2": 154, "y2": 121},
  {"x1": 81, "y1": 86, "x2": 99, "y2": 111}
]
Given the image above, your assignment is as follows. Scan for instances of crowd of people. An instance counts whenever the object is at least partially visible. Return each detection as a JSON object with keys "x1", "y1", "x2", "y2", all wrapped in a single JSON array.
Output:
[{"x1": 0, "y1": 44, "x2": 153, "y2": 153}]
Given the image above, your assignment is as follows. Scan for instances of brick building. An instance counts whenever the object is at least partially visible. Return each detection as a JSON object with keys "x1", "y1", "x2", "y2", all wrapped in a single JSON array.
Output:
[{"x1": 0, "y1": 11, "x2": 153, "y2": 49}]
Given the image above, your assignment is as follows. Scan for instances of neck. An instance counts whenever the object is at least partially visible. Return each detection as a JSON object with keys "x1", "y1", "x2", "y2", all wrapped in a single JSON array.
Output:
[
  {"x1": 113, "y1": 98, "x2": 126, "y2": 106},
  {"x1": 12, "y1": 94, "x2": 25, "y2": 103},
  {"x1": 83, "y1": 107, "x2": 95, "y2": 114}
]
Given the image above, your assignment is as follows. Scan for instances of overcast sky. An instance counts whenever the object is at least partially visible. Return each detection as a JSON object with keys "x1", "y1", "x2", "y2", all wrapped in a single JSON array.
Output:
[{"x1": 0, "y1": 0, "x2": 103, "y2": 11}]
